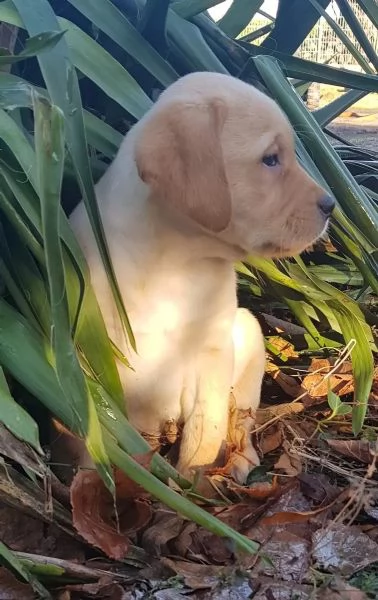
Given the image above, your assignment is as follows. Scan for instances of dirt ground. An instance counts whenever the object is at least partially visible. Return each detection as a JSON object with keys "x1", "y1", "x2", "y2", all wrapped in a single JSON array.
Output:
[{"x1": 320, "y1": 87, "x2": 378, "y2": 152}]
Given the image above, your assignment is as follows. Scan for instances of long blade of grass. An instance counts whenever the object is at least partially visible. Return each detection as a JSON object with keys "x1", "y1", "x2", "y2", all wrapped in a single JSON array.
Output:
[
  {"x1": 33, "y1": 94, "x2": 112, "y2": 490},
  {"x1": 0, "y1": 30, "x2": 65, "y2": 65},
  {"x1": 314, "y1": 89, "x2": 368, "y2": 128},
  {"x1": 240, "y1": 43, "x2": 378, "y2": 92},
  {"x1": 217, "y1": 0, "x2": 264, "y2": 38},
  {"x1": 67, "y1": 0, "x2": 178, "y2": 87},
  {"x1": 0, "y1": 367, "x2": 42, "y2": 453},
  {"x1": 9, "y1": 0, "x2": 138, "y2": 353},
  {"x1": 0, "y1": 540, "x2": 51, "y2": 599},
  {"x1": 105, "y1": 433, "x2": 260, "y2": 555},
  {"x1": 0, "y1": 114, "x2": 125, "y2": 408},
  {"x1": 172, "y1": 0, "x2": 223, "y2": 18}
]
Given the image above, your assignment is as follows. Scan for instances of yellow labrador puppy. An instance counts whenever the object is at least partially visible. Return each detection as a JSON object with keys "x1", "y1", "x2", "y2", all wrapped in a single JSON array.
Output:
[{"x1": 68, "y1": 72, "x2": 334, "y2": 484}]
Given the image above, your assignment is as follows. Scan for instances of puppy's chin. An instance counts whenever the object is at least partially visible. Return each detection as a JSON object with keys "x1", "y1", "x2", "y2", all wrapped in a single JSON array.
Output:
[{"x1": 252, "y1": 220, "x2": 331, "y2": 259}]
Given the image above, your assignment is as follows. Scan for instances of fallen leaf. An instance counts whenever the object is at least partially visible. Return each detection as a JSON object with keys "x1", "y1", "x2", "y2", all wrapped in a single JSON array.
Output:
[
  {"x1": 201, "y1": 578, "x2": 255, "y2": 599},
  {"x1": 258, "y1": 424, "x2": 283, "y2": 455},
  {"x1": 141, "y1": 508, "x2": 184, "y2": 556},
  {"x1": 320, "y1": 576, "x2": 369, "y2": 599},
  {"x1": 326, "y1": 439, "x2": 378, "y2": 464},
  {"x1": 274, "y1": 442, "x2": 302, "y2": 477},
  {"x1": 229, "y1": 477, "x2": 279, "y2": 500},
  {"x1": 252, "y1": 579, "x2": 313, "y2": 599},
  {"x1": 312, "y1": 525, "x2": 378, "y2": 575},
  {"x1": 299, "y1": 473, "x2": 340, "y2": 504},
  {"x1": 253, "y1": 531, "x2": 310, "y2": 582},
  {"x1": 0, "y1": 567, "x2": 35, "y2": 600},
  {"x1": 302, "y1": 359, "x2": 354, "y2": 401},
  {"x1": 71, "y1": 456, "x2": 153, "y2": 560},
  {"x1": 265, "y1": 363, "x2": 303, "y2": 398},
  {"x1": 259, "y1": 493, "x2": 344, "y2": 526},
  {"x1": 162, "y1": 558, "x2": 225, "y2": 590},
  {"x1": 62, "y1": 576, "x2": 125, "y2": 599}
]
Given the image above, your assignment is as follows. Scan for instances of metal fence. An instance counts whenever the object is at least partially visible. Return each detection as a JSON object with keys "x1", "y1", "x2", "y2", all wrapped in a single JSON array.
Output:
[{"x1": 242, "y1": 1, "x2": 378, "y2": 71}]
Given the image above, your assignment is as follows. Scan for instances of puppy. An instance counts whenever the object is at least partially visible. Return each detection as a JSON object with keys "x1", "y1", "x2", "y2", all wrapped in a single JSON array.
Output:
[{"x1": 67, "y1": 72, "x2": 334, "y2": 485}]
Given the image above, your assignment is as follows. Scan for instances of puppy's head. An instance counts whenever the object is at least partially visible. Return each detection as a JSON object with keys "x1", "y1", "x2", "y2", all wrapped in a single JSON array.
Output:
[{"x1": 135, "y1": 72, "x2": 334, "y2": 257}]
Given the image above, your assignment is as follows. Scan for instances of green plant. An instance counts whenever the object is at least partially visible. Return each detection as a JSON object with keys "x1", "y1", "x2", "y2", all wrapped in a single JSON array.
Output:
[{"x1": 0, "y1": 0, "x2": 376, "y2": 565}]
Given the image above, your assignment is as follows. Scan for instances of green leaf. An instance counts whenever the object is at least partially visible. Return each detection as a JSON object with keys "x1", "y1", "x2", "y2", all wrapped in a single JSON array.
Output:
[
  {"x1": 60, "y1": 17, "x2": 152, "y2": 120},
  {"x1": 327, "y1": 389, "x2": 341, "y2": 412},
  {"x1": 0, "y1": 367, "x2": 42, "y2": 453},
  {"x1": 68, "y1": 0, "x2": 178, "y2": 88},
  {"x1": 0, "y1": 30, "x2": 66, "y2": 65},
  {"x1": 33, "y1": 94, "x2": 112, "y2": 491},
  {"x1": 173, "y1": 0, "x2": 223, "y2": 18},
  {"x1": 314, "y1": 89, "x2": 368, "y2": 128},
  {"x1": 241, "y1": 44, "x2": 378, "y2": 92},
  {"x1": 0, "y1": 540, "x2": 51, "y2": 599},
  {"x1": 217, "y1": 0, "x2": 264, "y2": 38}
]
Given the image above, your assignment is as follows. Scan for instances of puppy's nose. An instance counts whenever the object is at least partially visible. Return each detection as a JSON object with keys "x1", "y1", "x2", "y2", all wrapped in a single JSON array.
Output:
[{"x1": 318, "y1": 194, "x2": 335, "y2": 218}]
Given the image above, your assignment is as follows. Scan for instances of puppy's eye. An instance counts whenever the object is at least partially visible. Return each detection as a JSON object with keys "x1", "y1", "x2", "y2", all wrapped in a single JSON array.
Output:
[{"x1": 262, "y1": 154, "x2": 280, "y2": 167}]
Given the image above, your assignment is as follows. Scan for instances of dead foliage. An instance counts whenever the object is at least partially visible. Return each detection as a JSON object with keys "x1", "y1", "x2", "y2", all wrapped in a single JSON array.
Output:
[{"x1": 0, "y1": 345, "x2": 377, "y2": 599}]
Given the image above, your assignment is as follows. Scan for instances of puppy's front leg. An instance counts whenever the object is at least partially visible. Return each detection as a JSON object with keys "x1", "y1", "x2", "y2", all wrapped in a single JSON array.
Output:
[{"x1": 176, "y1": 344, "x2": 233, "y2": 480}]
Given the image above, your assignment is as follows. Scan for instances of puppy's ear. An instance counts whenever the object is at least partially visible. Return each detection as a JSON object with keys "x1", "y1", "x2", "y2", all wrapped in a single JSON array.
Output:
[{"x1": 135, "y1": 99, "x2": 231, "y2": 232}]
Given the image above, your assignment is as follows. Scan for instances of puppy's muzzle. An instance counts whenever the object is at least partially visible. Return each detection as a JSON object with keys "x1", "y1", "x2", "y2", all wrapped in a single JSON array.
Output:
[{"x1": 318, "y1": 194, "x2": 335, "y2": 219}]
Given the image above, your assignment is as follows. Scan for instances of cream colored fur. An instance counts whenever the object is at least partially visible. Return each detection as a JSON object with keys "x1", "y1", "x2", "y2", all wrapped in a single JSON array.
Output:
[{"x1": 65, "y1": 72, "x2": 331, "y2": 485}]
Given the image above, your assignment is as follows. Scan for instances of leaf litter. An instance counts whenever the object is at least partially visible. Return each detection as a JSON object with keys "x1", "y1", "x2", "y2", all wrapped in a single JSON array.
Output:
[{"x1": 0, "y1": 349, "x2": 377, "y2": 598}]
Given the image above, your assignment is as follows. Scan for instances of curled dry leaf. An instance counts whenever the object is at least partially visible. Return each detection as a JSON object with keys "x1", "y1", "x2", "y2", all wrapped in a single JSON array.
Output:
[
  {"x1": 62, "y1": 575, "x2": 125, "y2": 599},
  {"x1": 162, "y1": 557, "x2": 237, "y2": 591},
  {"x1": 326, "y1": 439, "x2": 378, "y2": 464},
  {"x1": 265, "y1": 362, "x2": 303, "y2": 398},
  {"x1": 71, "y1": 455, "x2": 153, "y2": 560},
  {"x1": 302, "y1": 358, "x2": 354, "y2": 402},
  {"x1": 274, "y1": 442, "x2": 302, "y2": 477},
  {"x1": 258, "y1": 424, "x2": 283, "y2": 455},
  {"x1": 229, "y1": 477, "x2": 279, "y2": 500},
  {"x1": 312, "y1": 524, "x2": 378, "y2": 575}
]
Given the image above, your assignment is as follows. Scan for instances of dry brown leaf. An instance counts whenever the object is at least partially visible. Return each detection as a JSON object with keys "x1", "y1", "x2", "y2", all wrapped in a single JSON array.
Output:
[
  {"x1": 259, "y1": 492, "x2": 344, "y2": 526},
  {"x1": 274, "y1": 442, "x2": 302, "y2": 477},
  {"x1": 229, "y1": 477, "x2": 279, "y2": 500},
  {"x1": 0, "y1": 567, "x2": 35, "y2": 600},
  {"x1": 71, "y1": 455, "x2": 153, "y2": 560},
  {"x1": 320, "y1": 577, "x2": 369, "y2": 600},
  {"x1": 162, "y1": 558, "x2": 226, "y2": 590},
  {"x1": 302, "y1": 359, "x2": 354, "y2": 401},
  {"x1": 253, "y1": 531, "x2": 310, "y2": 582},
  {"x1": 265, "y1": 363, "x2": 303, "y2": 398},
  {"x1": 312, "y1": 524, "x2": 378, "y2": 575},
  {"x1": 252, "y1": 580, "x2": 313, "y2": 600},
  {"x1": 299, "y1": 473, "x2": 340, "y2": 505},
  {"x1": 259, "y1": 424, "x2": 283, "y2": 455},
  {"x1": 62, "y1": 575, "x2": 125, "y2": 599},
  {"x1": 141, "y1": 509, "x2": 184, "y2": 556},
  {"x1": 326, "y1": 439, "x2": 378, "y2": 464}
]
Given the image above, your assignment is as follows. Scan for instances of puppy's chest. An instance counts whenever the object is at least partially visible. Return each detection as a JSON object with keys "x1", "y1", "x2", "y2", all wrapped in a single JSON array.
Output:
[{"x1": 129, "y1": 265, "x2": 236, "y2": 348}]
